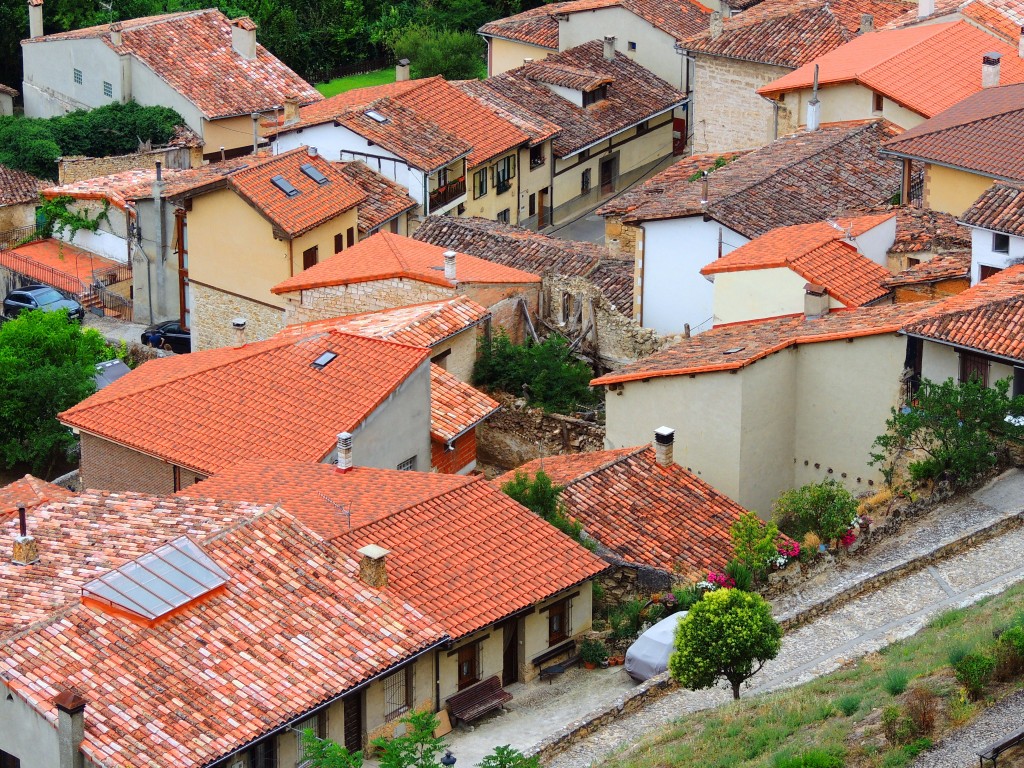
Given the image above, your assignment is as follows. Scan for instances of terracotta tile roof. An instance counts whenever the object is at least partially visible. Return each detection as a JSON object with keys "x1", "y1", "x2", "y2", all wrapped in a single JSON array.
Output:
[
  {"x1": 880, "y1": 205, "x2": 973, "y2": 253},
  {"x1": 275, "y1": 296, "x2": 490, "y2": 348},
  {"x1": 880, "y1": 83, "x2": 1024, "y2": 181},
  {"x1": 903, "y1": 263, "x2": 1024, "y2": 359},
  {"x1": 602, "y1": 120, "x2": 903, "y2": 237},
  {"x1": 0, "y1": 83, "x2": 17, "y2": 98},
  {"x1": 429, "y1": 364, "x2": 500, "y2": 442},
  {"x1": 335, "y1": 160, "x2": 417, "y2": 233},
  {"x1": 0, "y1": 164, "x2": 43, "y2": 206},
  {"x1": 23, "y1": 10, "x2": 321, "y2": 119},
  {"x1": 479, "y1": 0, "x2": 711, "y2": 48},
  {"x1": 180, "y1": 460, "x2": 472, "y2": 534},
  {"x1": 262, "y1": 81, "x2": 422, "y2": 133},
  {"x1": 592, "y1": 300, "x2": 933, "y2": 384},
  {"x1": 522, "y1": 61, "x2": 613, "y2": 91},
  {"x1": 3, "y1": 239, "x2": 121, "y2": 288},
  {"x1": 883, "y1": 250, "x2": 971, "y2": 286},
  {"x1": 684, "y1": 0, "x2": 913, "y2": 68},
  {"x1": 58, "y1": 331, "x2": 430, "y2": 476},
  {"x1": 960, "y1": 0, "x2": 1024, "y2": 42},
  {"x1": 413, "y1": 216, "x2": 633, "y2": 313},
  {"x1": 757, "y1": 22, "x2": 1024, "y2": 118},
  {"x1": 480, "y1": 41, "x2": 686, "y2": 157},
  {"x1": 495, "y1": 446, "x2": 747, "y2": 575},
  {"x1": 1, "y1": 494, "x2": 443, "y2": 768},
  {"x1": 453, "y1": 80, "x2": 563, "y2": 147},
  {"x1": 272, "y1": 231, "x2": 540, "y2": 295},
  {"x1": 0, "y1": 475, "x2": 72, "y2": 522},
  {"x1": 223, "y1": 147, "x2": 365, "y2": 238},
  {"x1": 960, "y1": 180, "x2": 1024, "y2": 235},
  {"x1": 701, "y1": 214, "x2": 895, "y2": 306},
  {"x1": 334, "y1": 478, "x2": 608, "y2": 639}
]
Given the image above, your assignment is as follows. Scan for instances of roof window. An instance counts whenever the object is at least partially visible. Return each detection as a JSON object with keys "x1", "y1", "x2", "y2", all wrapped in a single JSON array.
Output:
[
  {"x1": 300, "y1": 163, "x2": 330, "y2": 185},
  {"x1": 365, "y1": 110, "x2": 389, "y2": 123},
  {"x1": 311, "y1": 351, "x2": 338, "y2": 369},
  {"x1": 271, "y1": 174, "x2": 301, "y2": 197},
  {"x1": 724, "y1": 347, "x2": 745, "y2": 354}
]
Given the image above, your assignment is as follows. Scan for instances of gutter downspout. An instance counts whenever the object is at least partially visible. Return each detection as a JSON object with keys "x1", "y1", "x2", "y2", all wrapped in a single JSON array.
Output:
[
  {"x1": 130, "y1": 202, "x2": 155, "y2": 325},
  {"x1": 758, "y1": 93, "x2": 780, "y2": 142},
  {"x1": 153, "y1": 162, "x2": 167, "y2": 320}
]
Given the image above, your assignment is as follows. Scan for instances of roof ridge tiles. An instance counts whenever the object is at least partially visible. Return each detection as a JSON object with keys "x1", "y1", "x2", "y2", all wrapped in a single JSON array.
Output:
[{"x1": 559, "y1": 446, "x2": 649, "y2": 486}]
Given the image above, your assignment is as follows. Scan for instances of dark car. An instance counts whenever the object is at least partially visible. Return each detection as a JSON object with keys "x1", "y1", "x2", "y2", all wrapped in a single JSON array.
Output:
[
  {"x1": 3, "y1": 285, "x2": 85, "y2": 321},
  {"x1": 142, "y1": 320, "x2": 191, "y2": 354}
]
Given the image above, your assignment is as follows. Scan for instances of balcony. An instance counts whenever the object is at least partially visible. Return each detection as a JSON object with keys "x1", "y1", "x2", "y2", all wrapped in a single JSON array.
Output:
[
  {"x1": 496, "y1": 178, "x2": 512, "y2": 195},
  {"x1": 429, "y1": 177, "x2": 466, "y2": 211}
]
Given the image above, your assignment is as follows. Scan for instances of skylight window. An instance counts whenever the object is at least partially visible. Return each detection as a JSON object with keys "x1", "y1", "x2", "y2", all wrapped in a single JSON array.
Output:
[
  {"x1": 271, "y1": 174, "x2": 301, "y2": 197},
  {"x1": 312, "y1": 351, "x2": 338, "y2": 370},
  {"x1": 82, "y1": 536, "x2": 229, "y2": 622},
  {"x1": 724, "y1": 347, "x2": 745, "y2": 355},
  {"x1": 300, "y1": 163, "x2": 330, "y2": 185},
  {"x1": 365, "y1": 110, "x2": 389, "y2": 123}
]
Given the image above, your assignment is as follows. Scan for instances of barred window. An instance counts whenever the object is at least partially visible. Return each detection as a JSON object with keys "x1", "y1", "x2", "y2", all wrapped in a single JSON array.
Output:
[
  {"x1": 103, "y1": 81, "x2": 113, "y2": 98},
  {"x1": 73, "y1": 68, "x2": 83, "y2": 84},
  {"x1": 383, "y1": 667, "x2": 413, "y2": 722},
  {"x1": 397, "y1": 456, "x2": 415, "y2": 471},
  {"x1": 295, "y1": 712, "x2": 326, "y2": 766}
]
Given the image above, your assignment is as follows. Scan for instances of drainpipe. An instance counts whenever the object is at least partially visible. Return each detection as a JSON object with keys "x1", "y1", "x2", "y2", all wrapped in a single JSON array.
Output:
[
  {"x1": 758, "y1": 93, "x2": 780, "y2": 142},
  {"x1": 153, "y1": 162, "x2": 166, "y2": 320},
  {"x1": 130, "y1": 202, "x2": 155, "y2": 325}
]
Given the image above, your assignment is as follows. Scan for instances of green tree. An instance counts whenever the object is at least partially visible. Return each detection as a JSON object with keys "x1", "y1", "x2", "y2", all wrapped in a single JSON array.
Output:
[
  {"x1": 500, "y1": 469, "x2": 593, "y2": 547},
  {"x1": 871, "y1": 376, "x2": 1024, "y2": 487},
  {"x1": 371, "y1": 710, "x2": 446, "y2": 768},
  {"x1": 387, "y1": 24, "x2": 485, "y2": 80},
  {"x1": 772, "y1": 479, "x2": 858, "y2": 544},
  {"x1": 299, "y1": 728, "x2": 363, "y2": 768},
  {"x1": 0, "y1": 116, "x2": 62, "y2": 179},
  {"x1": 0, "y1": 309, "x2": 109, "y2": 474},
  {"x1": 669, "y1": 588, "x2": 781, "y2": 700},
  {"x1": 479, "y1": 745, "x2": 540, "y2": 768},
  {"x1": 729, "y1": 511, "x2": 780, "y2": 576}
]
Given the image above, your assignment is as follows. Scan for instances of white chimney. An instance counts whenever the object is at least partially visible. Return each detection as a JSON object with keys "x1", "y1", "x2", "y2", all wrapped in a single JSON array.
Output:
[
  {"x1": 282, "y1": 94, "x2": 300, "y2": 124},
  {"x1": 603, "y1": 35, "x2": 616, "y2": 60},
  {"x1": 12, "y1": 507, "x2": 39, "y2": 566},
  {"x1": 230, "y1": 16, "x2": 257, "y2": 60},
  {"x1": 335, "y1": 431, "x2": 353, "y2": 472},
  {"x1": 860, "y1": 13, "x2": 874, "y2": 34},
  {"x1": 109, "y1": 21, "x2": 122, "y2": 46},
  {"x1": 806, "y1": 64, "x2": 821, "y2": 131},
  {"x1": 396, "y1": 58, "x2": 410, "y2": 82},
  {"x1": 982, "y1": 52, "x2": 1002, "y2": 88},
  {"x1": 918, "y1": 0, "x2": 934, "y2": 18},
  {"x1": 523, "y1": 57, "x2": 534, "y2": 64},
  {"x1": 232, "y1": 317, "x2": 247, "y2": 347},
  {"x1": 307, "y1": 146, "x2": 318, "y2": 158},
  {"x1": 804, "y1": 283, "x2": 830, "y2": 317},
  {"x1": 1019, "y1": 27, "x2": 1024, "y2": 59},
  {"x1": 54, "y1": 691, "x2": 86, "y2": 768},
  {"x1": 710, "y1": 11, "x2": 723, "y2": 40},
  {"x1": 27, "y1": 0, "x2": 43, "y2": 38},
  {"x1": 654, "y1": 426, "x2": 675, "y2": 467},
  {"x1": 357, "y1": 544, "x2": 389, "y2": 588},
  {"x1": 700, "y1": 170, "x2": 709, "y2": 206},
  {"x1": 443, "y1": 250, "x2": 457, "y2": 281}
]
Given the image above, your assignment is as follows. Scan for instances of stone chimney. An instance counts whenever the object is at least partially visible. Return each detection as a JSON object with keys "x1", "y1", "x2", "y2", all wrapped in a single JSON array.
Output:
[
  {"x1": 28, "y1": 0, "x2": 43, "y2": 39},
  {"x1": 54, "y1": 690, "x2": 86, "y2": 768},
  {"x1": 654, "y1": 427, "x2": 675, "y2": 467},
  {"x1": 232, "y1": 317, "x2": 247, "y2": 347},
  {"x1": 918, "y1": 0, "x2": 934, "y2": 18},
  {"x1": 357, "y1": 544, "x2": 389, "y2": 588},
  {"x1": 230, "y1": 16, "x2": 258, "y2": 60},
  {"x1": 603, "y1": 35, "x2": 616, "y2": 60},
  {"x1": 396, "y1": 58, "x2": 410, "y2": 82},
  {"x1": 720, "y1": 0, "x2": 731, "y2": 19},
  {"x1": 335, "y1": 431, "x2": 353, "y2": 473},
  {"x1": 860, "y1": 13, "x2": 874, "y2": 34},
  {"x1": 982, "y1": 52, "x2": 1002, "y2": 88},
  {"x1": 700, "y1": 171, "x2": 709, "y2": 207},
  {"x1": 109, "y1": 21, "x2": 122, "y2": 46},
  {"x1": 12, "y1": 507, "x2": 39, "y2": 566},
  {"x1": 804, "y1": 283, "x2": 830, "y2": 317},
  {"x1": 443, "y1": 250, "x2": 457, "y2": 281},
  {"x1": 282, "y1": 94, "x2": 300, "y2": 125},
  {"x1": 710, "y1": 11, "x2": 723, "y2": 41}
]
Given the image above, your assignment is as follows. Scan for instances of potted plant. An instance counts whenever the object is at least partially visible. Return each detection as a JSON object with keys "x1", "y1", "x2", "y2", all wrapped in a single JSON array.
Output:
[{"x1": 580, "y1": 638, "x2": 609, "y2": 669}]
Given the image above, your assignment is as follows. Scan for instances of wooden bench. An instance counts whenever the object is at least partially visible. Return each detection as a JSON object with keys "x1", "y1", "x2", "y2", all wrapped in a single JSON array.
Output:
[
  {"x1": 445, "y1": 675, "x2": 512, "y2": 724},
  {"x1": 978, "y1": 726, "x2": 1024, "y2": 767},
  {"x1": 532, "y1": 640, "x2": 580, "y2": 684}
]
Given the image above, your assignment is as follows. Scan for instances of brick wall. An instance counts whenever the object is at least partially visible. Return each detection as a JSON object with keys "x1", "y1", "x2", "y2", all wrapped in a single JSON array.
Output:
[
  {"x1": 430, "y1": 430, "x2": 478, "y2": 474},
  {"x1": 79, "y1": 432, "x2": 177, "y2": 494},
  {"x1": 283, "y1": 278, "x2": 456, "y2": 324},
  {"x1": 190, "y1": 283, "x2": 285, "y2": 350}
]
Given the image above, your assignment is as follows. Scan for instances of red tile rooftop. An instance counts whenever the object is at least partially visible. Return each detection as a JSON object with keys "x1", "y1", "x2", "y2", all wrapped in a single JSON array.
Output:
[
  {"x1": 0, "y1": 475, "x2": 72, "y2": 522},
  {"x1": 429, "y1": 364, "x2": 500, "y2": 443}
]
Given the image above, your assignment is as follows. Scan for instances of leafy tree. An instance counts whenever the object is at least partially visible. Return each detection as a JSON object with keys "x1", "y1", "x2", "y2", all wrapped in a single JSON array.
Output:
[
  {"x1": 371, "y1": 710, "x2": 446, "y2": 768},
  {"x1": 0, "y1": 309, "x2": 109, "y2": 474},
  {"x1": 772, "y1": 479, "x2": 858, "y2": 544},
  {"x1": 501, "y1": 469, "x2": 594, "y2": 548},
  {"x1": 300, "y1": 728, "x2": 363, "y2": 768},
  {"x1": 479, "y1": 745, "x2": 540, "y2": 768},
  {"x1": 669, "y1": 588, "x2": 781, "y2": 700},
  {"x1": 387, "y1": 24, "x2": 485, "y2": 80},
  {"x1": 871, "y1": 376, "x2": 1024, "y2": 487},
  {"x1": 0, "y1": 117, "x2": 62, "y2": 179},
  {"x1": 729, "y1": 511, "x2": 780, "y2": 576}
]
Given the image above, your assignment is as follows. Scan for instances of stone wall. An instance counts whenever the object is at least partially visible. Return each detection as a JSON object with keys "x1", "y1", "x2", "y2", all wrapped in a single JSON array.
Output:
[
  {"x1": 603, "y1": 215, "x2": 639, "y2": 260},
  {"x1": 283, "y1": 278, "x2": 455, "y2": 324},
  {"x1": 190, "y1": 282, "x2": 285, "y2": 350},
  {"x1": 57, "y1": 145, "x2": 201, "y2": 184}
]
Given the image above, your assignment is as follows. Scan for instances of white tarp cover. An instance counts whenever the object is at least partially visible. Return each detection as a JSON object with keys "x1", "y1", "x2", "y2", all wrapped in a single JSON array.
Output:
[{"x1": 624, "y1": 611, "x2": 687, "y2": 682}]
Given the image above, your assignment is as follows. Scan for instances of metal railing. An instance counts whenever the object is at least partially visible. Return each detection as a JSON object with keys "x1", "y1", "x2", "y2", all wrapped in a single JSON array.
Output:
[
  {"x1": 429, "y1": 177, "x2": 466, "y2": 210},
  {"x1": 92, "y1": 262, "x2": 132, "y2": 286},
  {"x1": 88, "y1": 284, "x2": 133, "y2": 321},
  {"x1": 0, "y1": 249, "x2": 86, "y2": 296},
  {"x1": 0, "y1": 225, "x2": 40, "y2": 252}
]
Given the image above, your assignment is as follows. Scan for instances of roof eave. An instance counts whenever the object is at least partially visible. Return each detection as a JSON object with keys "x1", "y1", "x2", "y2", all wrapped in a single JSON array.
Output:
[{"x1": 558, "y1": 98, "x2": 688, "y2": 159}]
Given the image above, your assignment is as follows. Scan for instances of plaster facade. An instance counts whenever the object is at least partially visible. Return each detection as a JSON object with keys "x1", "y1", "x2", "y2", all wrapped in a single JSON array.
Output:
[
  {"x1": 711, "y1": 267, "x2": 845, "y2": 325},
  {"x1": 924, "y1": 164, "x2": 996, "y2": 216},
  {"x1": 488, "y1": 37, "x2": 554, "y2": 76},
  {"x1": 0, "y1": 202, "x2": 36, "y2": 233},
  {"x1": 969, "y1": 227, "x2": 1024, "y2": 285},
  {"x1": 0, "y1": 679, "x2": 62, "y2": 768},
  {"x1": 781, "y1": 83, "x2": 924, "y2": 133}
]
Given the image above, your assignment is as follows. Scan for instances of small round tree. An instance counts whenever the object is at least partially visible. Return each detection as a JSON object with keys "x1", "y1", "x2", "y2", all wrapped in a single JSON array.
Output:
[{"x1": 669, "y1": 588, "x2": 781, "y2": 699}]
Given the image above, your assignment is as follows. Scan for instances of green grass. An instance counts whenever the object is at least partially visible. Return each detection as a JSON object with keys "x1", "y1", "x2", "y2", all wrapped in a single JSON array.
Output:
[
  {"x1": 602, "y1": 581, "x2": 1024, "y2": 768},
  {"x1": 316, "y1": 68, "x2": 396, "y2": 97}
]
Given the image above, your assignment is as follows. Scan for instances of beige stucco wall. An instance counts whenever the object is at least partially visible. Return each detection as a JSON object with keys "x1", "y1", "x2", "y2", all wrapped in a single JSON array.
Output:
[
  {"x1": 523, "y1": 583, "x2": 594, "y2": 680},
  {"x1": 190, "y1": 282, "x2": 285, "y2": 350},
  {"x1": 203, "y1": 114, "x2": 261, "y2": 155},
  {"x1": 488, "y1": 37, "x2": 553, "y2": 76},
  {"x1": 437, "y1": 629, "x2": 506, "y2": 703},
  {"x1": 785, "y1": 83, "x2": 924, "y2": 132},
  {"x1": 0, "y1": 680, "x2": 61, "y2": 768},
  {"x1": 921, "y1": 339, "x2": 1016, "y2": 387},
  {"x1": 463, "y1": 149, "x2": 522, "y2": 224},
  {"x1": 923, "y1": 163, "x2": 995, "y2": 216},
  {"x1": 0, "y1": 202, "x2": 37, "y2": 232},
  {"x1": 711, "y1": 268, "x2": 845, "y2": 325}
]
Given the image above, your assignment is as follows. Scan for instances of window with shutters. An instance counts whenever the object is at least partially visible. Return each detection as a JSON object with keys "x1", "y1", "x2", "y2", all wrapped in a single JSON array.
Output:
[
  {"x1": 548, "y1": 599, "x2": 570, "y2": 646},
  {"x1": 303, "y1": 246, "x2": 318, "y2": 270}
]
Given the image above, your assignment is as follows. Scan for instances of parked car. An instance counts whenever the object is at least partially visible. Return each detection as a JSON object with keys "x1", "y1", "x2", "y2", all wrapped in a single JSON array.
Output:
[
  {"x1": 3, "y1": 285, "x2": 85, "y2": 321},
  {"x1": 624, "y1": 611, "x2": 687, "y2": 682},
  {"x1": 141, "y1": 320, "x2": 191, "y2": 354}
]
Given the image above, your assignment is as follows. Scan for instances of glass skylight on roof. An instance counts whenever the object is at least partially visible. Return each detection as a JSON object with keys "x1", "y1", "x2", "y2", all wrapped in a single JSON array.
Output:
[
  {"x1": 271, "y1": 174, "x2": 301, "y2": 197},
  {"x1": 82, "y1": 536, "x2": 230, "y2": 621},
  {"x1": 300, "y1": 163, "x2": 330, "y2": 185},
  {"x1": 365, "y1": 110, "x2": 389, "y2": 123},
  {"x1": 311, "y1": 351, "x2": 338, "y2": 370}
]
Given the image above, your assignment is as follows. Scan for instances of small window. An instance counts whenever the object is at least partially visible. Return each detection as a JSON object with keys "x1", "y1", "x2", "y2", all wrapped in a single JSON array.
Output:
[
  {"x1": 583, "y1": 85, "x2": 608, "y2": 107},
  {"x1": 980, "y1": 264, "x2": 1003, "y2": 281},
  {"x1": 300, "y1": 163, "x2": 330, "y2": 185},
  {"x1": 270, "y1": 175, "x2": 300, "y2": 198},
  {"x1": 906, "y1": 257, "x2": 920, "y2": 268},
  {"x1": 334, "y1": 233, "x2": 344, "y2": 253},
  {"x1": 1014, "y1": 367, "x2": 1024, "y2": 399},
  {"x1": 473, "y1": 168, "x2": 487, "y2": 199},
  {"x1": 993, "y1": 233, "x2": 1010, "y2": 253},
  {"x1": 73, "y1": 68, "x2": 83, "y2": 85},
  {"x1": 249, "y1": 738, "x2": 277, "y2": 768},
  {"x1": 627, "y1": 41, "x2": 637, "y2": 51},
  {"x1": 347, "y1": 227, "x2": 355, "y2": 248},
  {"x1": 497, "y1": 208, "x2": 510, "y2": 224},
  {"x1": 302, "y1": 245, "x2": 318, "y2": 270},
  {"x1": 636, "y1": 119, "x2": 650, "y2": 134},
  {"x1": 492, "y1": 155, "x2": 516, "y2": 193},
  {"x1": 959, "y1": 352, "x2": 989, "y2": 386},
  {"x1": 295, "y1": 712, "x2": 326, "y2": 766},
  {"x1": 397, "y1": 456, "x2": 416, "y2": 471},
  {"x1": 103, "y1": 80, "x2": 113, "y2": 98},
  {"x1": 389, "y1": 218, "x2": 399, "y2": 234},
  {"x1": 872, "y1": 92, "x2": 883, "y2": 113},
  {"x1": 581, "y1": 168, "x2": 592, "y2": 195},
  {"x1": 530, "y1": 144, "x2": 545, "y2": 168},
  {"x1": 383, "y1": 667, "x2": 413, "y2": 721},
  {"x1": 548, "y1": 599, "x2": 570, "y2": 646},
  {"x1": 528, "y1": 193, "x2": 536, "y2": 217}
]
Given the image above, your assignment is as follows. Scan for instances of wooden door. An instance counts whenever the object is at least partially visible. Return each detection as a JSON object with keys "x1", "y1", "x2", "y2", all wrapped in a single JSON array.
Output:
[
  {"x1": 343, "y1": 693, "x2": 362, "y2": 753},
  {"x1": 600, "y1": 157, "x2": 616, "y2": 195},
  {"x1": 673, "y1": 117, "x2": 687, "y2": 155},
  {"x1": 537, "y1": 188, "x2": 548, "y2": 228},
  {"x1": 457, "y1": 644, "x2": 479, "y2": 690},
  {"x1": 502, "y1": 620, "x2": 519, "y2": 686}
]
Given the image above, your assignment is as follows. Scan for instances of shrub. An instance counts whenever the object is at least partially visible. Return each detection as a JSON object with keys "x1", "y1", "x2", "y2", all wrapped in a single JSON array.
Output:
[
  {"x1": 730, "y1": 511, "x2": 781, "y2": 575},
  {"x1": 580, "y1": 638, "x2": 609, "y2": 664},
  {"x1": 672, "y1": 584, "x2": 704, "y2": 611},
  {"x1": 724, "y1": 559, "x2": 753, "y2": 592},
  {"x1": 946, "y1": 643, "x2": 971, "y2": 667},
  {"x1": 835, "y1": 694, "x2": 861, "y2": 716},
  {"x1": 904, "y1": 686, "x2": 937, "y2": 736},
  {"x1": 772, "y1": 480, "x2": 858, "y2": 544},
  {"x1": 884, "y1": 668, "x2": 909, "y2": 696},
  {"x1": 772, "y1": 750, "x2": 844, "y2": 768},
  {"x1": 801, "y1": 532, "x2": 822, "y2": 562},
  {"x1": 930, "y1": 608, "x2": 966, "y2": 630},
  {"x1": 994, "y1": 626, "x2": 1024, "y2": 681},
  {"x1": 479, "y1": 746, "x2": 540, "y2": 768},
  {"x1": 954, "y1": 653, "x2": 995, "y2": 700},
  {"x1": 882, "y1": 705, "x2": 912, "y2": 745},
  {"x1": 500, "y1": 470, "x2": 594, "y2": 549}
]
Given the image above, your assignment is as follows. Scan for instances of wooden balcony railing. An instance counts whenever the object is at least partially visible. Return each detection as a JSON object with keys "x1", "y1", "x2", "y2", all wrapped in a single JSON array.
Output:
[{"x1": 429, "y1": 177, "x2": 466, "y2": 210}]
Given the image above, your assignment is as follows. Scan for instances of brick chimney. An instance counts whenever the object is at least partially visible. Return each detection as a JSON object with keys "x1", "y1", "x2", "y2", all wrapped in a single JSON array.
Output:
[
  {"x1": 710, "y1": 11, "x2": 723, "y2": 40},
  {"x1": 232, "y1": 317, "x2": 246, "y2": 347},
  {"x1": 27, "y1": 0, "x2": 43, "y2": 38},
  {"x1": 603, "y1": 35, "x2": 616, "y2": 60},
  {"x1": 654, "y1": 427, "x2": 675, "y2": 466},
  {"x1": 443, "y1": 250, "x2": 457, "y2": 281},
  {"x1": 54, "y1": 690, "x2": 86, "y2": 768},
  {"x1": 860, "y1": 13, "x2": 874, "y2": 34},
  {"x1": 804, "y1": 283, "x2": 830, "y2": 317},
  {"x1": 357, "y1": 544, "x2": 389, "y2": 588},
  {"x1": 335, "y1": 431, "x2": 353, "y2": 472},
  {"x1": 396, "y1": 58, "x2": 410, "y2": 82},
  {"x1": 282, "y1": 94, "x2": 300, "y2": 125},
  {"x1": 917, "y1": 0, "x2": 934, "y2": 18},
  {"x1": 982, "y1": 52, "x2": 1001, "y2": 88},
  {"x1": 230, "y1": 16, "x2": 258, "y2": 60},
  {"x1": 12, "y1": 506, "x2": 39, "y2": 566}
]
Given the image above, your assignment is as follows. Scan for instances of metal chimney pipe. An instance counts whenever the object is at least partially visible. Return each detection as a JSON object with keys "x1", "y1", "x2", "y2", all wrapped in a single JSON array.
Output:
[{"x1": 18, "y1": 506, "x2": 27, "y2": 537}]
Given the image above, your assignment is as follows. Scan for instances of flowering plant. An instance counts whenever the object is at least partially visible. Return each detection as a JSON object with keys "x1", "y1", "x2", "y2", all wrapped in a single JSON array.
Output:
[
  {"x1": 706, "y1": 570, "x2": 736, "y2": 589},
  {"x1": 839, "y1": 527, "x2": 858, "y2": 548}
]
